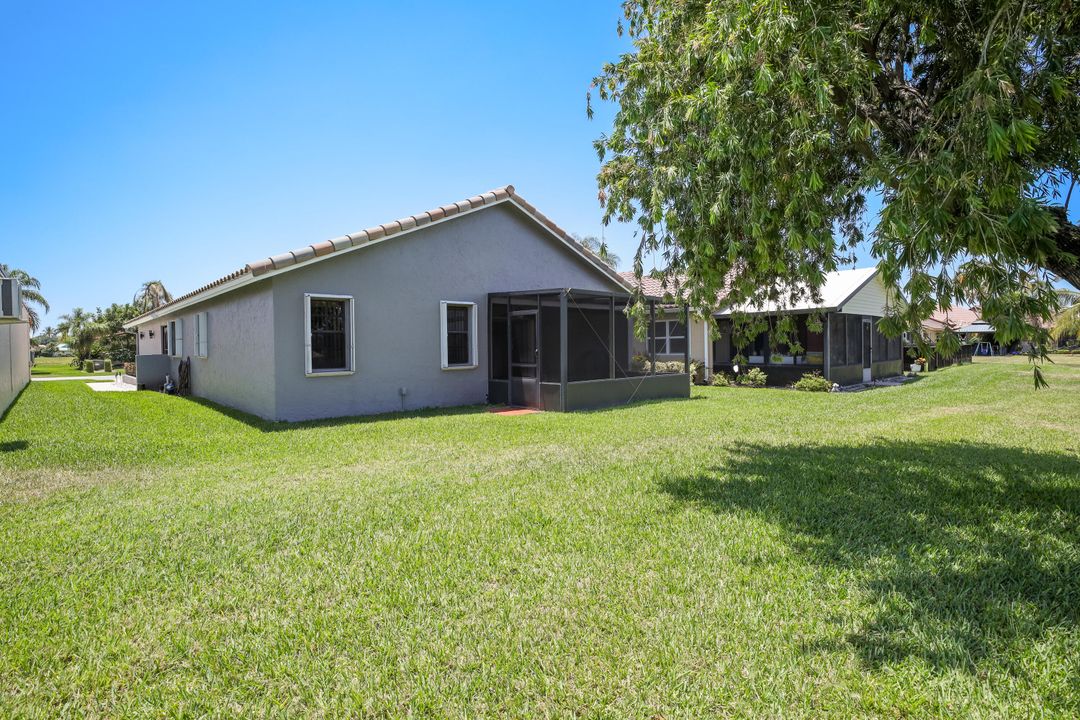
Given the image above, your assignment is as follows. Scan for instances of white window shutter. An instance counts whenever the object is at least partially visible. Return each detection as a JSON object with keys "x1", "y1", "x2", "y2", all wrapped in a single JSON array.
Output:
[
  {"x1": 439, "y1": 301, "x2": 449, "y2": 369},
  {"x1": 469, "y1": 303, "x2": 478, "y2": 366},
  {"x1": 175, "y1": 318, "x2": 184, "y2": 356},
  {"x1": 304, "y1": 295, "x2": 312, "y2": 374},
  {"x1": 197, "y1": 313, "x2": 208, "y2": 357}
]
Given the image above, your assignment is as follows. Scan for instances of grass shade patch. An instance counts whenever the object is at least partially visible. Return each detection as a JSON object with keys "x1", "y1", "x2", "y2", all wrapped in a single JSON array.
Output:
[{"x1": 1, "y1": 356, "x2": 1078, "y2": 717}]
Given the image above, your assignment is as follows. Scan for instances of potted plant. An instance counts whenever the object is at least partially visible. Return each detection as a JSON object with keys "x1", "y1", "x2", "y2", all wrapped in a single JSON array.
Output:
[{"x1": 911, "y1": 356, "x2": 926, "y2": 373}]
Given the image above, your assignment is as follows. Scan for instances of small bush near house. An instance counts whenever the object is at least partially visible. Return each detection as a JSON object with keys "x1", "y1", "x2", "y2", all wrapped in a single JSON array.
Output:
[
  {"x1": 793, "y1": 371, "x2": 831, "y2": 392},
  {"x1": 644, "y1": 360, "x2": 687, "y2": 374},
  {"x1": 104, "y1": 360, "x2": 112, "y2": 372},
  {"x1": 737, "y1": 367, "x2": 768, "y2": 387},
  {"x1": 711, "y1": 371, "x2": 732, "y2": 387},
  {"x1": 689, "y1": 360, "x2": 705, "y2": 384},
  {"x1": 82, "y1": 360, "x2": 94, "y2": 373},
  {"x1": 124, "y1": 362, "x2": 136, "y2": 376}
]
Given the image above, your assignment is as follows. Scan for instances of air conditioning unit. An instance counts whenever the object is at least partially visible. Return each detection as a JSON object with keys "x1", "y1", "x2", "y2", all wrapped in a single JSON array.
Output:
[{"x1": 0, "y1": 278, "x2": 22, "y2": 323}]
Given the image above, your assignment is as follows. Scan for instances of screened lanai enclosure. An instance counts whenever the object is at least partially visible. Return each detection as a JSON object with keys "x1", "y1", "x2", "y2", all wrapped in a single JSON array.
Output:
[
  {"x1": 711, "y1": 311, "x2": 904, "y2": 386},
  {"x1": 488, "y1": 289, "x2": 690, "y2": 411}
]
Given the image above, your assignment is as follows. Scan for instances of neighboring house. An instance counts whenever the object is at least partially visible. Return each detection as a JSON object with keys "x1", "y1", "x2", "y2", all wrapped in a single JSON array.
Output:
[
  {"x1": 617, "y1": 272, "x2": 711, "y2": 376},
  {"x1": 0, "y1": 270, "x2": 31, "y2": 416},
  {"x1": 122, "y1": 186, "x2": 689, "y2": 421},
  {"x1": 713, "y1": 266, "x2": 904, "y2": 385},
  {"x1": 621, "y1": 267, "x2": 905, "y2": 386},
  {"x1": 928, "y1": 307, "x2": 1007, "y2": 354}
]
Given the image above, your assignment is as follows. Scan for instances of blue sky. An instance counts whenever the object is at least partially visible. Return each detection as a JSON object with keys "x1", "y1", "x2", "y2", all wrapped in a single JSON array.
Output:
[{"x1": 2, "y1": 2, "x2": 1075, "y2": 330}]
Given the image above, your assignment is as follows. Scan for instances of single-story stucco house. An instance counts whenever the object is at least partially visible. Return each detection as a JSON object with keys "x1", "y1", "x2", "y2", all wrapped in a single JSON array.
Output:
[
  {"x1": 0, "y1": 270, "x2": 31, "y2": 416},
  {"x1": 123, "y1": 186, "x2": 690, "y2": 421},
  {"x1": 621, "y1": 266, "x2": 905, "y2": 386}
]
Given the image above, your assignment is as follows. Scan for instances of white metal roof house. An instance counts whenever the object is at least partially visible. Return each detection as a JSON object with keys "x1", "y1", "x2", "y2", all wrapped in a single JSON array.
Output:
[
  {"x1": 123, "y1": 186, "x2": 690, "y2": 422},
  {"x1": 712, "y1": 267, "x2": 905, "y2": 385},
  {"x1": 621, "y1": 266, "x2": 905, "y2": 386},
  {"x1": 0, "y1": 269, "x2": 31, "y2": 416}
]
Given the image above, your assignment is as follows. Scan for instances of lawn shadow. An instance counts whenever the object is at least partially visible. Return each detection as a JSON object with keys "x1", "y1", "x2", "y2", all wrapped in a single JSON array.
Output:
[
  {"x1": 182, "y1": 395, "x2": 496, "y2": 432},
  {"x1": 0, "y1": 440, "x2": 29, "y2": 452},
  {"x1": 659, "y1": 440, "x2": 1080, "y2": 675}
]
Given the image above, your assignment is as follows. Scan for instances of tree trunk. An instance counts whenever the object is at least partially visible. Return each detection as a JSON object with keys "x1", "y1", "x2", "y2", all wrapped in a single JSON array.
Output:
[{"x1": 1047, "y1": 207, "x2": 1080, "y2": 291}]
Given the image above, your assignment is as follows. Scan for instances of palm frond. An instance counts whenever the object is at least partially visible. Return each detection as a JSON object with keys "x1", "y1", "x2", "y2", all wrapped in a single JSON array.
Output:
[{"x1": 1051, "y1": 303, "x2": 1080, "y2": 341}]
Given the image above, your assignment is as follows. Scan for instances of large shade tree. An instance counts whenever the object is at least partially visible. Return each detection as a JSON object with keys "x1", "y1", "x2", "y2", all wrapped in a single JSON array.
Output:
[{"x1": 590, "y1": 0, "x2": 1079, "y2": 382}]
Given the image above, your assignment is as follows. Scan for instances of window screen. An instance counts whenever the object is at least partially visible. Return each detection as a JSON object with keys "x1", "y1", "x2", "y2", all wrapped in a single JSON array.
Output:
[
  {"x1": 445, "y1": 304, "x2": 471, "y2": 365},
  {"x1": 310, "y1": 298, "x2": 347, "y2": 370},
  {"x1": 846, "y1": 315, "x2": 862, "y2": 366},
  {"x1": 829, "y1": 314, "x2": 846, "y2": 365},
  {"x1": 746, "y1": 330, "x2": 769, "y2": 358},
  {"x1": 491, "y1": 301, "x2": 508, "y2": 380}
]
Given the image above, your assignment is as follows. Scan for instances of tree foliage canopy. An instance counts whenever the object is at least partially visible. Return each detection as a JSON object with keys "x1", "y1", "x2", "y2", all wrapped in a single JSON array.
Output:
[
  {"x1": 133, "y1": 281, "x2": 173, "y2": 314},
  {"x1": 591, "y1": 0, "x2": 1080, "y2": 380},
  {"x1": 0, "y1": 264, "x2": 49, "y2": 333}
]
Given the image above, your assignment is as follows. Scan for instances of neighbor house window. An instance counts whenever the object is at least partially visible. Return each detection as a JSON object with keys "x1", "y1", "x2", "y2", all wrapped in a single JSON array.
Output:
[
  {"x1": 194, "y1": 312, "x2": 208, "y2": 358},
  {"x1": 304, "y1": 294, "x2": 354, "y2": 375},
  {"x1": 167, "y1": 319, "x2": 183, "y2": 357},
  {"x1": 440, "y1": 301, "x2": 477, "y2": 369},
  {"x1": 649, "y1": 319, "x2": 686, "y2": 355}
]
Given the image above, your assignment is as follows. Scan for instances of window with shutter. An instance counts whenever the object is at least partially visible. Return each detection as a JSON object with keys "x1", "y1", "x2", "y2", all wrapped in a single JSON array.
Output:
[
  {"x1": 304, "y1": 294, "x2": 354, "y2": 376},
  {"x1": 440, "y1": 301, "x2": 477, "y2": 369}
]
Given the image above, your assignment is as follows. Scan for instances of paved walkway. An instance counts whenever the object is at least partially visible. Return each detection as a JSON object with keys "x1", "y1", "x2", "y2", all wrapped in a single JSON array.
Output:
[{"x1": 88, "y1": 381, "x2": 136, "y2": 392}]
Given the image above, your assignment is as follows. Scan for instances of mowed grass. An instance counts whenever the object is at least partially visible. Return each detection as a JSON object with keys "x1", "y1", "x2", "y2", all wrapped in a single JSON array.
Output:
[
  {"x1": 30, "y1": 356, "x2": 114, "y2": 377},
  {"x1": 1, "y1": 357, "x2": 1078, "y2": 718}
]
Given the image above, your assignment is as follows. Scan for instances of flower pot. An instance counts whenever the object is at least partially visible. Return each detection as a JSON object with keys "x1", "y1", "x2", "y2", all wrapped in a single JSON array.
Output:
[{"x1": 910, "y1": 363, "x2": 922, "y2": 373}]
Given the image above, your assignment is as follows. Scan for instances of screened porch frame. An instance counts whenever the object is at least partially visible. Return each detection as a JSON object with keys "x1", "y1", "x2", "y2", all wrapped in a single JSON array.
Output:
[{"x1": 487, "y1": 288, "x2": 691, "y2": 412}]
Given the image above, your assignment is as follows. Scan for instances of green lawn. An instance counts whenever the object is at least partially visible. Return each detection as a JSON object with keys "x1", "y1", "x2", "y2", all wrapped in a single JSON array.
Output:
[
  {"x1": 30, "y1": 356, "x2": 115, "y2": 377},
  {"x1": 1, "y1": 357, "x2": 1077, "y2": 717}
]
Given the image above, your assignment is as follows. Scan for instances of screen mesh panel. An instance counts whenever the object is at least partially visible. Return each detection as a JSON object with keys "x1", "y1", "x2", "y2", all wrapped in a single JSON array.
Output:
[{"x1": 311, "y1": 299, "x2": 347, "y2": 370}]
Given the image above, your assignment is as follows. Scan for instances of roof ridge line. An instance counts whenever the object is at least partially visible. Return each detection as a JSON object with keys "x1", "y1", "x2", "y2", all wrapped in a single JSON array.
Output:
[{"x1": 124, "y1": 184, "x2": 631, "y2": 327}]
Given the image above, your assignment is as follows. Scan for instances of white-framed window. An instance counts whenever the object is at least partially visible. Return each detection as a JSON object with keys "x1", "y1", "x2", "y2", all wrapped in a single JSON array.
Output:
[
  {"x1": 304, "y1": 293, "x2": 354, "y2": 376},
  {"x1": 167, "y1": 318, "x2": 184, "y2": 357},
  {"x1": 194, "y1": 312, "x2": 208, "y2": 358},
  {"x1": 649, "y1": 319, "x2": 686, "y2": 355},
  {"x1": 440, "y1": 301, "x2": 478, "y2": 370}
]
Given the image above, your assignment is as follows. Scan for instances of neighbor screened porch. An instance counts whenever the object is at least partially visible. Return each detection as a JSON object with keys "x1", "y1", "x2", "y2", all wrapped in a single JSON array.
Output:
[{"x1": 487, "y1": 289, "x2": 691, "y2": 411}]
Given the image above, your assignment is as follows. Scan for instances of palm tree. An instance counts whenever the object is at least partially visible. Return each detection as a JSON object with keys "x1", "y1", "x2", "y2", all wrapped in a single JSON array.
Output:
[
  {"x1": 133, "y1": 281, "x2": 173, "y2": 314},
  {"x1": 1051, "y1": 290, "x2": 1080, "y2": 346},
  {"x1": 57, "y1": 307, "x2": 100, "y2": 361},
  {"x1": 572, "y1": 234, "x2": 621, "y2": 269},
  {"x1": 0, "y1": 264, "x2": 49, "y2": 332}
]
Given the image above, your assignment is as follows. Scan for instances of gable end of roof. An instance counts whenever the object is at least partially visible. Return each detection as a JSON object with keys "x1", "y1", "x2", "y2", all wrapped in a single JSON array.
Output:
[{"x1": 124, "y1": 184, "x2": 630, "y2": 328}]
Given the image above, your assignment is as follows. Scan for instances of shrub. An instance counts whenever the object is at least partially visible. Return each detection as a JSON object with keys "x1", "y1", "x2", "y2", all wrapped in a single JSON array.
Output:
[
  {"x1": 104, "y1": 359, "x2": 112, "y2": 372},
  {"x1": 124, "y1": 362, "x2": 136, "y2": 376},
  {"x1": 711, "y1": 371, "x2": 732, "y2": 387},
  {"x1": 82, "y1": 360, "x2": 94, "y2": 373},
  {"x1": 792, "y1": 371, "x2": 831, "y2": 392},
  {"x1": 689, "y1": 360, "x2": 705, "y2": 384},
  {"x1": 644, "y1": 360, "x2": 687, "y2": 374},
  {"x1": 737, "y1": 367, "x2": 768, "y2": 387}
]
